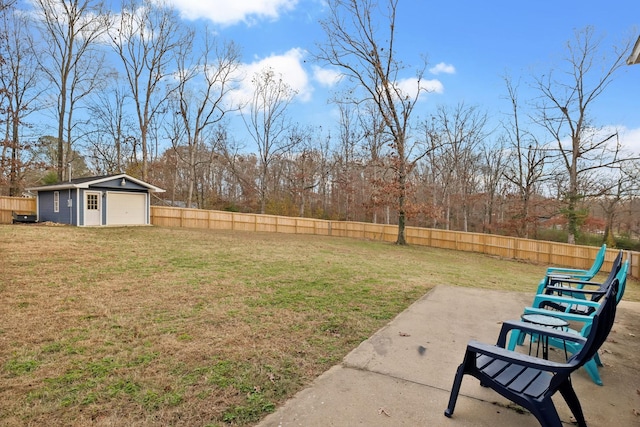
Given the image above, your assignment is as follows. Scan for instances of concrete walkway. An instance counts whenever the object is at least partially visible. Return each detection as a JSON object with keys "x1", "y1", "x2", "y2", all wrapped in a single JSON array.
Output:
[{"x1": 257, "y1": 286, "x2": 640, "y2": 427}]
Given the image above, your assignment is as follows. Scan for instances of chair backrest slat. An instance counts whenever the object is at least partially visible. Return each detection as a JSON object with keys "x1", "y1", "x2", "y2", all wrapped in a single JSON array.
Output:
[
  {"x1": 591, "y1": 250, "x2": 623, "y2": 303},
  {"x1": 585, "y1": 244, "x2": 607, "y2": 280},
  {"x1": 586, "y1": 244, "x2": 608, "y2": 277},
  {"x1": 616, "y1": 260, "x2": 629, "y2": 303}
]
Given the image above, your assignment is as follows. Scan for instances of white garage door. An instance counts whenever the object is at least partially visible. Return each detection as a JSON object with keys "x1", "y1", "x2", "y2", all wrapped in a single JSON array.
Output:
[{"x1": 106, "y1": 192, "x2": 147, "y2": 225}]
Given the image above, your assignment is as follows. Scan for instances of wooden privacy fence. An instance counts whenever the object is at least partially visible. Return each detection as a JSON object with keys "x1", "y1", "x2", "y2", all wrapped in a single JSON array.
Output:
[
  {"x1": 151, "y1": 206, "x2": 555, "y2": 261},
  {"x1": 2, "y1": 196, "x2": 639, "y2": 278},
  {"x1": 0, "y1": 196, "x2": 36, "y2": 224},
  {"x1": 151, "y1": 206, "x2": 639, "y2": 278}
]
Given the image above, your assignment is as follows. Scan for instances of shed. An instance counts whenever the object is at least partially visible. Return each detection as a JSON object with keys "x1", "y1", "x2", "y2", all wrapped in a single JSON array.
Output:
[{"x1": 27, "y1": 174, "x2": 165, "y2": 226}]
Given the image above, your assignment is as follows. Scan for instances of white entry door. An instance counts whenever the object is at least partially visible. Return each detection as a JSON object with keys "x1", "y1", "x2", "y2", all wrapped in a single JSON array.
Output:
[{"x1": 84, "y1": 192, "x2": 102, "y2": 226}]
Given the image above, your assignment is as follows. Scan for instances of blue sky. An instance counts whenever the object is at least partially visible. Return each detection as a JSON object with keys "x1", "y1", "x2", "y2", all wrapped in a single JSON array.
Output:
[
  {"x1": 170, "y1": 0, "x2": 639, "y2": 152},
  {"x1": 24, "y1": 0, "x2": 640, "y2": 154}
]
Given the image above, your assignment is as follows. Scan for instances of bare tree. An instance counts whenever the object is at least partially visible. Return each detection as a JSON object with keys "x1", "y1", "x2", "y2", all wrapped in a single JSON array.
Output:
[
  {"x1": 420, "y1": 116, "x2": 445, "y2": 228},
  {"x1": 283, "y1": 124, "x2": 321, "y2": 217},
  {"x1": 316, "y1": 0, "x2": 428, "y2": 244},
  {"x1": 0, "y1": 0, "x2": 15, "y2": 14},
  {"x1": 479, "y1": 139, "x2": 505, "y2": 233},
  {"x1": 533, "y1": 26, "x2": 634, "y2": 244},
  {"x1": 85, "y1": 77, "x2": 136, "y2": 174},
  {"x1": 501, "y1": 76, "x2": 547, "y2": 238},
  {"x1": 241, "y1": 67, "x2": 296, "y2": 214},
  {"x1": 313, "y1": 131, "x2": 335, "y2": 218},
  {"x1": 32, "y1": 134, "x2": 91, "y2": 180},
  {"x1": 615, "y1": 160, "x2": 640, "y2": 239},
  {"x1": 0, "y1": 5, "x2": 40, "y2": 194},
  {"x1": 32, "y1": 0, "x2": 110, "y2": 181},
  {"x1": 432, "y1": 103, "x2": 488, "y2": 231},
  {"x1": 214, "y1": 130, "x2": 261, "y2": 210},
  {"x1": 332, "y1": 100, "x2": 362, "y2": 220},
  {"x1": 170, "y1": 32, "x2": 240, "y2": 207},
  {"x1": 595, "y1": 159, "x2": 639, "y2": 246},
  {"x1": 111, "y1": 0, "x2": 189, "y2": 181},
  {"x1": 359, "y1": 101, "x2": 392, "y2": 223}
]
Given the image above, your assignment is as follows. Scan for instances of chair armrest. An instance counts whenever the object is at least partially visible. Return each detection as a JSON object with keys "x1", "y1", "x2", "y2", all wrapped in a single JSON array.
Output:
[
  {"x1": 522, "y1": 306, "x2": 596, "y2": 326},
  {"x1": 467, "y1": 340, "x2": 575, "y2": 373},
  {"x1": 546, "y1": 267, "x2": 590, "y2": 275},
  {"x1": 531, "y1": 294, "x2": 602, "y2": 311},
  {"x1": 535, "y1": 278, "x2": 547, "y2": 294},
  {"x1": 496, "y1": 320, "x2": 587, "y2": 348},
  {"x1": 547, "y1": 277, "x2": 603, "y2": 287},
  {"x1": 544, "y1": 285, "x2": 606, "y2": 298}
]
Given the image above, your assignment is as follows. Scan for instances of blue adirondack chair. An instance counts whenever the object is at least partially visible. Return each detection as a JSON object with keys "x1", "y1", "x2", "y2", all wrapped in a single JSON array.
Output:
[
  {"x1": 510, "y1": 258, "x2": 628, "y2": 385},
  {"x1": 445, "y1": 279, "x2": 619, "y2": 427},
  {"x1": 544, "y1": 244, "x2": 607, "y2": 281}
]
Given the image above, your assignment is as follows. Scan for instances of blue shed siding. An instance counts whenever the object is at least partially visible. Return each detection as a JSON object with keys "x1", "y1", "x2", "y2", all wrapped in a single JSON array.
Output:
[
  {"x1": 93, "y1": 177, "x2": 148, "y2": 192},
  {"x1": 38, "y1": 189, "x2": 77, "y2": 225}
]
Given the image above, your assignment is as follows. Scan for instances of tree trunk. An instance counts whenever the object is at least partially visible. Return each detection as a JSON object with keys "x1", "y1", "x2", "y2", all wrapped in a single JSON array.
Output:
[
  {"x1": 57, "y1": 96, "x2": 66, "y2": 181},
  {"x1": 396, "y1": 136, "x2": 407, "y2": 245},
  {"x1": 9, "y1": 113, "x2": 19, "y2": 196}
]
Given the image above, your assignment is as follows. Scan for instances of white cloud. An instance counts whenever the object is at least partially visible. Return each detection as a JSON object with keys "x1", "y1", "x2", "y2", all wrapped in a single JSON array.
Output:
[
  {"x1": 421, "y1": 79, "x2": 445, "y2": 94},
  {"x1": 568, "y1": 125, "x2": 640, "y2": 157},
  {"x1": 164, "y1": 0, "x2": 298, "y2": 26},
  {"x1": 312, "y1": 66, "x2": 342, "y2": 87},
  {"x1": 617, "y1": 126, "x2": 640, "y2": 155},
  {"x1": 429, "y1": 62, "x2": 456, "y2": 75},
  {"x1": 394, "y1": 77, "x2": 444, "y2": 100},
  {"x1": 230, "y1": 48, "x2": 313, "y2": 109}
]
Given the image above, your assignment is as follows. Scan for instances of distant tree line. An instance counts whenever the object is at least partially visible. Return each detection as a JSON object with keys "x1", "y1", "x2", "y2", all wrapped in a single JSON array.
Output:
[{"x1": 1, "y1": 0, "x2": 638, "y2": 246}]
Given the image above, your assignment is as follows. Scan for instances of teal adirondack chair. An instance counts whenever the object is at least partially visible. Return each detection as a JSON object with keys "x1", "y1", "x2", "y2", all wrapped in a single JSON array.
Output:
[
  {"x1": 534, "y1": 244, "x2": 608, "y2": 295},
  {"x1": 544, "y1": 243, "x2": 607, "y2": 281},
  {"x1": 536, "y1": 250, "x2": 623, "y2": 312},
  {"x1": 510, "y1": 256, "x2": 628, "y2": 385}
]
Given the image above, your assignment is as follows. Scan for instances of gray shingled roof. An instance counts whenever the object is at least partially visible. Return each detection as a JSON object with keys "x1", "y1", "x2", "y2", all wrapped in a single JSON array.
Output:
[{"x1": 26, "y1": 174, "x2": 165, "y2": 193}]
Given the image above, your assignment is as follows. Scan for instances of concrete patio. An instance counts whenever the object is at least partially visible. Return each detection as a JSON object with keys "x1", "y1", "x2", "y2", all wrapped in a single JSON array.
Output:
[{"x1": 257, "y1": 285, "x2": 640, "y2": 426}]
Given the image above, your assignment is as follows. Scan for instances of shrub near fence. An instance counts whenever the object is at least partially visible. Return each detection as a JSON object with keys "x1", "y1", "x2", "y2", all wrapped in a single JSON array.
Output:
[{"x1": 2, "y1": 196, "x2": 638, "y2": 278}]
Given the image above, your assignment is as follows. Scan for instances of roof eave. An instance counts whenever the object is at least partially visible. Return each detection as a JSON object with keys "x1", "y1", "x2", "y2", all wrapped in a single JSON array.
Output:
[
  {"x1": 115, "y1": 174, "x2": 166, "y2": 193},
  {"x1": 627, "y1": 36, "x2": 640, "y2": 65},
  {"x1": 26, "y1": 183, "x2": 81, "y2": 192}
]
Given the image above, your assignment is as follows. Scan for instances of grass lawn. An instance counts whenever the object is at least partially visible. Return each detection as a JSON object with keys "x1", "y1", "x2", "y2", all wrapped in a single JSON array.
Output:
[{"x1": 1, "y1": 224, "x2": 637, "y2": 426}]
